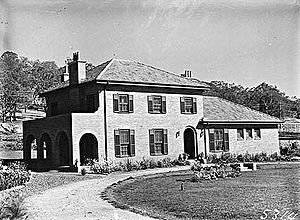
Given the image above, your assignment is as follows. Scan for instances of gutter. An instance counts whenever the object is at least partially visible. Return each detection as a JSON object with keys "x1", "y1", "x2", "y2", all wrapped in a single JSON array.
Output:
[
  {"x1": 202, "y1": 120, "x2": 282, "y2": 125},
  {"x1": 96, "y1": 80, "x2": 210, "y2": 90}
]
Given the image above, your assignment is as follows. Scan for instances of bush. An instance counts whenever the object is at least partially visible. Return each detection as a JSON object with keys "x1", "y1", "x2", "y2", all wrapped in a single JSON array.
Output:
[
  {"x1": 0, "y1": 161, "x2": 30, "y2": 191},
  {"x1": 90, "y1": 155, "x2": 190, "y2": 174},
  {"x1": 280, "y1": 143, "x2": 300, "y2": 160},
  {"x1": 0, "y1": 191, "x2": 27, "y2": 219},
  {"x1": 90, "y1": 157, "x2": 117, "y2": 174},
  {"x1": 207, "y1": 154, "x2": 220, "y2": 164},
  {"x1": 80, "y1": 168, "x2": 87, "y2": 176},
  {"x1": 191, "y1": 162, "x2": 241, "y2": 182}
]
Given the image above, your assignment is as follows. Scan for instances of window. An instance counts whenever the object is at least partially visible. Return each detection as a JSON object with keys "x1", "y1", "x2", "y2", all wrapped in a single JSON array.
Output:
[
  {"x1": 113, "y1": 94, "x2": 133, "y2": 113},
  {"x1": 254, "y1": 128, "x2": 261, "y2": 140},
  {"x1": 180, "y1": 97, "x2": 197, "y2": 114},
  {"x1": 246, "y1": 128, "x2": 252, "y2": 140},
  {"x1": 86, "y1": 94, "x2": 95, "y2": 112},
  {"x1": 114, "y1": 129, "x2": 135, "y2": 157},
  {"x1": 50, "y1": 102, "x2": 58, "y2": 116},
  {"x1": 209, "y1": 128, "x2": 229, "y2": 152},
  {"x1": 149, "y1": 129, "x2": 168, "y2": 155},
  {"x1": 148, "y1": 95, "x2": 166, "y2": 114},
  {"x1": 237, "y1": 129, "x2": 244, "y2": 141}
]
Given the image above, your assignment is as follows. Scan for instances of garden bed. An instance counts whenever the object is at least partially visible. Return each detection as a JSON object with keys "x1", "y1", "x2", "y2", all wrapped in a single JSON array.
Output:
[{"x1": 105, "y1": 164, "x2": 300, "y2": 219}]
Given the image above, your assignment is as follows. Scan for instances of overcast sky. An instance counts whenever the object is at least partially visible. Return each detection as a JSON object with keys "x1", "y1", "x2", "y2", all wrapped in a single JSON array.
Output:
[{"x1": 1, "y1": 0, "x2": 299, "y2": 97}]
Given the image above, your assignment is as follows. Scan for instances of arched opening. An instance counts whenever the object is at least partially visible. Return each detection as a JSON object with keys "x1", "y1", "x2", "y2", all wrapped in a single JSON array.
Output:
[
  {"x1": 79, "y1": 133, "x2": 98, "y2": 165},
  {"x1": 57, "y1": 132, "x2": 70, "y2": 166},
  {"x1": 184, "y1": 127, "x2": 197, "y2": 159},
  {"x1": 25, "y1": 135, "x2": 36, "y2": 160},
  {"x1": 40, "y1": 133, "x2": 52, "y2": 160}
]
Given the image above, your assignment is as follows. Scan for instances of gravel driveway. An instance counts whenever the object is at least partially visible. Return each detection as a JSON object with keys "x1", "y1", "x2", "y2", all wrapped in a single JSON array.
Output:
[{"x1": 25, "y1": 166, "x2": 189, "y2": 220}]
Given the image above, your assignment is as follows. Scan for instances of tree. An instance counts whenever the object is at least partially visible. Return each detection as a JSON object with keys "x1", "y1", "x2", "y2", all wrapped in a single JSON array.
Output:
[
  {"x1": 204, "y1": 81, "x2": 299, "y2": 119},
  {"x1": 0, "y1": 51, "x2": 60, "y2": 121},
  {"x1": 29, "y1": 60, "x2": 60, "y2": 108},
  {"x1": 0, "y1": 51, "x2": 31, "y2": 121}
]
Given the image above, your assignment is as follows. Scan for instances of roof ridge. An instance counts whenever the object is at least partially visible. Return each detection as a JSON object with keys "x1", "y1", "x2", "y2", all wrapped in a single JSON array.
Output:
[
  {"x1": 132, "y1": 60, "x2": 205, "y2": 84},
  {"x1": 95, "y1": 58, "x2": 114, "y2": 78},
  {"x1": 205, "y1": 96, "x2": 281, "y2": 121}
]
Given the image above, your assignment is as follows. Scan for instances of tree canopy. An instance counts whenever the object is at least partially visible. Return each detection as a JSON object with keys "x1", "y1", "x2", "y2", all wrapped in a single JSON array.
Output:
[
  {"x1": 0, "y1": 51, "x2": 60, "y2": 121},
  {"x1": 204, "y1": 81, "x2": 299, "y2": 119}
]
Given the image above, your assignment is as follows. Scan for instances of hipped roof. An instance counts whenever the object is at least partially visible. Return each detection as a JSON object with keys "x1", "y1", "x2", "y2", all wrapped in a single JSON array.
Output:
[
  {"x1": 44, "y1": 59, "x2": 209, "y2": 94},
  {"x1": 202, "y1": 96, "x2": 281, "y2": 124}
]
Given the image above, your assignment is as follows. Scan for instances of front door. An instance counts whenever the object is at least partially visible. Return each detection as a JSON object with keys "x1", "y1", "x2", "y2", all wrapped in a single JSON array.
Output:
[{"x1": 184, "y1": 128, "x2": 196, "y2": 159}]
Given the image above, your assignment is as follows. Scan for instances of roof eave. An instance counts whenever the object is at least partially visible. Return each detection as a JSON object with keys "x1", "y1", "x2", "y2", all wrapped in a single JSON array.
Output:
[
  {"x1": 96, "y1": 80, "x2": 210, "y2": 90},
  {"x1": 200, "y1": 120, "x2": 282, "y2": 124}
]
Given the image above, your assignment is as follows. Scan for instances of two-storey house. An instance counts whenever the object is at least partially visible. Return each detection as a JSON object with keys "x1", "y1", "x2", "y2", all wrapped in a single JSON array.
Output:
[{"x1": 23, "y1": 52, "x2": 281, "y2": 171}]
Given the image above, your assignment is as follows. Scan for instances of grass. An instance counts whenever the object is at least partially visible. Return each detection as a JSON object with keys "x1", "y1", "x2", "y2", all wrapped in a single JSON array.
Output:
[{"x1": 107, "y1": 165, "x2": 300, "y2": 219}]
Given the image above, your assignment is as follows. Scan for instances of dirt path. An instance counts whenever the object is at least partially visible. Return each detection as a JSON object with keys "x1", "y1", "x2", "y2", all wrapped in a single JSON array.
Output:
[{"x1": 25, "y1": 166, "x2": 189, "y2": 220}]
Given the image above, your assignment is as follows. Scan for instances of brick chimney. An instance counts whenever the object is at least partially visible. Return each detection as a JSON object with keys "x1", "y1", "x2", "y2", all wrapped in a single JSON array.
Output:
[
  {"x1": 59, "y1": 65, "x2": 69, "y2": 83},
  {"x1": 68, "y1": 52, "x2": 87, "y2": 85}
]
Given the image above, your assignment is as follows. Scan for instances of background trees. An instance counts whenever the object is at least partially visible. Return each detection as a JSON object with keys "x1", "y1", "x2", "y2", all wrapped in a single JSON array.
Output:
[
  {"x1": 204, "y1": 81, "x2": 299, "y2": 119},
  {"x1": 0, "y1": 51, "x2": 60, "y2": 121}
]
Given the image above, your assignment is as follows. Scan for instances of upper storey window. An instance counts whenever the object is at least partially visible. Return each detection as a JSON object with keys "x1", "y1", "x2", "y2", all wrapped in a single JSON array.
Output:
[
  {"x1": 113, "y1": 94, "x2": 133, "y2": 113},
  {"x1": 180, "y1": 97, "x2": 197, "y2": 114},
  {"x1": 148, "y1": 95, "x2": 166, "y2": 114}
]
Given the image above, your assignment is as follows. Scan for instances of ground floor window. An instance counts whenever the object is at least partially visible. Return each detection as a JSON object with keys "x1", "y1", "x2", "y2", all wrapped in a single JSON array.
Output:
[
  {"x1": 149, "y1": 129, "x2": 168, "y2": 155},
  {"x1": 237, "y1": 129, "x2": 244, "y2": 141},
  {"x1": 209, "y1": 128, "x2": 229, "y2": 152},
  {"x1": 114, "y1": 129, "x2": 135, "y2": 157},
  {"x1": 246, "y1": 128, "x2": 252, "y2": 140},
  {"x1": 254, "y1": 128, "x2": 261, "y2": 140}
]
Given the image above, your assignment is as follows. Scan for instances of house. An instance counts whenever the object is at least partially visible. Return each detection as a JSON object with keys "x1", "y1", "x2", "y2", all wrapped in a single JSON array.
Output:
[{"x1": 23, "y1": 52, "x2": 281, "y2": 171}]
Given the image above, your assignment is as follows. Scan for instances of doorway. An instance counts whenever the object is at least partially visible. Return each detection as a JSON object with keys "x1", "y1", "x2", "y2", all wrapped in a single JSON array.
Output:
[{"x1": 184, "y1": 127, "x2": 197, "y2": 159}]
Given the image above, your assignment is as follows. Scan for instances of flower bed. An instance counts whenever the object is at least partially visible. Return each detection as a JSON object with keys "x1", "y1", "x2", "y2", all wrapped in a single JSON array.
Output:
[
  {"x1": 191, "y1": 162, "x2": 241, "y2": 182},
  {"x1": 89, "y1": 154, "x2": 190, "y2": 175}
]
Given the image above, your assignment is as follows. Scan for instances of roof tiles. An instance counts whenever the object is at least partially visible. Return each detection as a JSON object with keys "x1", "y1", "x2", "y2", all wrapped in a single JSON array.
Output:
[
  {"x1": 45, "y1": 59, "x2": 209, "y2": 93},
  {"x1": 203, "y1": 96, "x2": 281, "y2": 122}
]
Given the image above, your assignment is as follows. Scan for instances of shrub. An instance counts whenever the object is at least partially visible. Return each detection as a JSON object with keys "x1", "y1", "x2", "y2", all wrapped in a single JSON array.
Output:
[
  {"x1": 0, "y1": 161, "x2": 30, "y2": 191},
  {"x1": 207, "y1": 154, "x2": 219, "y2": 164},
  {"x1": 174, "y1": 153, "x2": 190, "y2": 166},
  {"x1": 162, "y1": 158, "x2": 173, "y2": 167},
  {"x1": 90, "y1": 155, "x2": 192, "y2": 174},
  {"x1": 149, "y1": 159, "x2": 158, "y2": 169},
  {"x1": 121, "y1": 159, "x2": 135, "y2": 171},
  {"x1": 191, "y1": 162, "x2": 241, "y2": 182},
  {"x1": 90, "y1": 157, "x2": 117, "y2": 174},
  {"x1": 0, "y1": 191, "x2": 27, "y2": 220},
  {"x1": 220, "y1": 152, "x2": 238, "y2": 163},
  {"x1": 191, "y1": 162, "x2": 203, "y2": 172},
  {"x1": 139, "y1": 158, "x2": 150, "y2": 170},
  {"x1": 80, "y1": 168, "x2": 87, "y2": 176}
]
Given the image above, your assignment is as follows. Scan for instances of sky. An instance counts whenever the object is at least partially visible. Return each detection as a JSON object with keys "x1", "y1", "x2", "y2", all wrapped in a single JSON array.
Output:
[{"x1": 1, "y1": 0, "x2": 300, "y2": 97}]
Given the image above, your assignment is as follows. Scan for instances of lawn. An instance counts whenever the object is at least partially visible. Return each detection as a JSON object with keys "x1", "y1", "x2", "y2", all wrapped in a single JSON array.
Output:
[{"x1": 108, "y1": 165, "x2": 300, "y2": 219}]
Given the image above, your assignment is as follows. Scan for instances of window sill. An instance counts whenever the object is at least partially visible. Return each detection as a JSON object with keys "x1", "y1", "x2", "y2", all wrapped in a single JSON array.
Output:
[
  {"x1": 114, "y1": 111, "x2": 133, "y2": 114},
  {"x1": 209, "y1": 150, "x2": 224, "y2": 153},
  {"x1": 148, "y1": 112, "x2": 166, "y2": 114},
  {"x1": 150, "y1": 153, "x2": 166, "y2": 156},
  {"x1": 237, "y1": 138, "x2": 244, "y2": 141},
  {"x1": 181, "y1": 112, "x2": 196, "y2": 115},
  {"x1": 115, "y1": 155, "x2": 135, "y2": 158}
]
